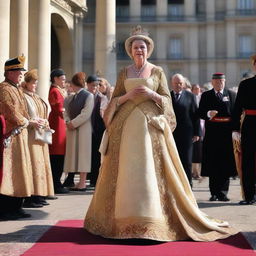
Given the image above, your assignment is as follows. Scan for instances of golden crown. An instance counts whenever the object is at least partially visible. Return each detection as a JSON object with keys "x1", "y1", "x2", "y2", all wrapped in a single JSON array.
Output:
[{"x1": 130, "y1": 25, "x2": 149, "y2": 37}]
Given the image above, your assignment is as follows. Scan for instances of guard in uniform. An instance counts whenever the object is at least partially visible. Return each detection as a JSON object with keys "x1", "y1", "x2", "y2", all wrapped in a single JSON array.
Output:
[
  {"x1": 232, "y1": 55, "x2": 256, "y2": 205},
  {"x1": 0, "y1": 55, "x2": 33, "y2": 220},
  {"x1": 198, "y1": 73, "x2": 237, "y2": 201}
]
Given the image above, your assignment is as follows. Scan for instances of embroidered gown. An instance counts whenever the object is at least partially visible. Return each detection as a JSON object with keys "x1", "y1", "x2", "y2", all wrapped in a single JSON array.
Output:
[
  {"x1": 84, "y1": 67, "x2": 238, "y2": 241},
  {"x1": 24, "y1": 91, "x2": 54, "y2": 196}
]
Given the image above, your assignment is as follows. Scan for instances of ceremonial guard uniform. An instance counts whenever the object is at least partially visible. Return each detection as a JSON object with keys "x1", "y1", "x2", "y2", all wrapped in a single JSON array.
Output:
[
  {"x1": 198, "y1": 73, "x2": 237, "y2": 201},
  {"x1": 0, "y1": 55, "x2": 33, "y2": 220},
  {"x1": 232, "y1": 55, "x2": 256, "y2": 205}
]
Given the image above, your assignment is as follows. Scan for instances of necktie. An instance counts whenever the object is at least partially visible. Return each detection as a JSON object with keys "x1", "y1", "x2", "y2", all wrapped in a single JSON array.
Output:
[
  {"x1": 174, "y1": 93, "x2": 180, "y2": 101},
  {"x1": 216, "y1": 92, "x2": 222, "y2": 101}
]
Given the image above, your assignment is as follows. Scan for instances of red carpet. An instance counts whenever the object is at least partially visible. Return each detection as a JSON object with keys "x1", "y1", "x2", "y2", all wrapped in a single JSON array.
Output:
[{"x1": 22, "y1": 220, "x2": 254, "y2": 256}]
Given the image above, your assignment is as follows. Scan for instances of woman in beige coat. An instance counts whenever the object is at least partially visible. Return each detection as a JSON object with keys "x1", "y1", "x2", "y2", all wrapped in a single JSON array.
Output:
[{"x1": 64, "y1": 72, "x2": 94, "y2": 190}]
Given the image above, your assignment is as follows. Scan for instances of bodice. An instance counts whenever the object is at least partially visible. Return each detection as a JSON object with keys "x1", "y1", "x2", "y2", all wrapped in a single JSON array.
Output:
[{"x1": 124, "y1": 78, "x2": 156, "y2": 105}]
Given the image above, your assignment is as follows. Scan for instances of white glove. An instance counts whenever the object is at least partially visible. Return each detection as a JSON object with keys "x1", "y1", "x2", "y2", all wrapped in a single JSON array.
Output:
[{"x1": 232, "y1": 131, "x2": 241, "y2": 142}]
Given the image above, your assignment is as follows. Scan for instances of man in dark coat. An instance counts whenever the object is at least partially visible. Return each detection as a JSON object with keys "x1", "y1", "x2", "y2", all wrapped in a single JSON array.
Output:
[
  {"x1": 232, "y1": 55, "x2": 256, "y2": 205},
  {"x1": 170, "y1": 74, "x2": 200, "y2": 187},
  {"x1": 198, "y1": 73, "x2": 237, "y2": 201},
  {"x1": 87, "y1": 75, "x2": 107, "y2": 188}
]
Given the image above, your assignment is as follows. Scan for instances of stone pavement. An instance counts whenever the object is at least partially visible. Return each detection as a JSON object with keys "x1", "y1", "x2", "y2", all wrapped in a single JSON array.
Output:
[{"x1": 0, "y1": 177, "x2": 255, "y2": 256}]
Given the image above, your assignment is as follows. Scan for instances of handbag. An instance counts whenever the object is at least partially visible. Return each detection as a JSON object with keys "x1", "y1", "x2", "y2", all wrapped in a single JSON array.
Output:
[{"x1": 35, "y1": 127, "x2": 55, "y2": 144}]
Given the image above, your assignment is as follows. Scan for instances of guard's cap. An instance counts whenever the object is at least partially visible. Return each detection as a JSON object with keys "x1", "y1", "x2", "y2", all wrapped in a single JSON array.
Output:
[
  {"x1": 212, "y1": 73, "x2": 225, "y2": 79},
  {"x1": 4, "y1": 54, "x2": 26, "y2": 71}
]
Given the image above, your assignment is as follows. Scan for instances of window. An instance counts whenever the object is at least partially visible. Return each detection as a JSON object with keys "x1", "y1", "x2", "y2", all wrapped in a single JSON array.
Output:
[
  {"x1": 237, "y1": 0, "x2": 254, "y2": 9},
  {"x1": 239, "y1": 35, "x2": 252, "y2": 57},
  {"x1": 168, "y1": 38, "x2": 183, "y2": 59},
  {"x1": 141, "y1": 0, "x2": 156, "y2": 19}
]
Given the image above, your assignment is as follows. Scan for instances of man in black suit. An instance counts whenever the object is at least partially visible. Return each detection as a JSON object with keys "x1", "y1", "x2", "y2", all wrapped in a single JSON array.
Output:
[
  {"x1": 198, "y1": 73, "x2": 237, "y2": 201},
  {"x1": 232, "y1": 55, "x2": 256, "y2": 205},
  {"x1": 87, "y1": 75, "x2": 107, "y2": 188},
  {"x1": 170, "y1": 74, "x2": 200, "y2": 187}
]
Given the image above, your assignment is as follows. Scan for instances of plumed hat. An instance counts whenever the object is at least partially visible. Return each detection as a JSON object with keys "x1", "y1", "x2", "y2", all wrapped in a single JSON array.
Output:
[
  {"x1": 86, "y1": 75, "x2": 100, "y2": 84},
  {"x1": 5, "y1": 54, "x2": 26, "y2": 71},
  {"x1": 72, "y1": 72, "x2": 86, "y2": 88},
  {"x1": 24, "y1": 69, "x2": 38, "y2": 83},
  {"x1": 212, "y1": 73, "x2": 225, "y2": 79},
  {"x1": 125, "y1": 25, "x2": 154, "y2": 59}
]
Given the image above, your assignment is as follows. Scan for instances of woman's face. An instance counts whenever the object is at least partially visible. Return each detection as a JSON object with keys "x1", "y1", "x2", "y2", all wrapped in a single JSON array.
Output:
[
  {"x1": 99, "y1": 81, "x2": 107, "y2": 94},
  {"x1": 131, "y1": 40, "x2": 148, "y2": 62},
  {"x1": 55, "y1": 75, "x2": 66, "y2": 88},
  {"x1": 26, "y1": 80, "x2": 38, "y2": 93}
]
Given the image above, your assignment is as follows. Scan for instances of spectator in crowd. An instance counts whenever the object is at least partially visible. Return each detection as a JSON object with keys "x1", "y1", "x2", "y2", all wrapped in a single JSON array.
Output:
[
  {"x1": 232, "y1": 55, "x2": 256, "y2": 205},
  {"x1": 191, "y1": 84, "x2": 204, "y2": 180},
  {"x1": 22, "y1": 69, "x2": 54, "y2": 208},
  {"x1": 184, "y1": 76, "x2": 192, "y2": 92},
  {"x1": 98, "y1": 77, "x2": 114, "y2": 100},
  {"x1": 198, "y1": 73, "x2": 237, "y2": 201},
  {"x1": 170, "y1": 74, "x2": 200, "y2": 187},
  {"x1": 84, "y1": 25, "x2": 237, "y2": 241},
  {"x1": 48, "y1": 69, "x2": 69, "y2": 194},
  {"x1": 64, "y1": 72, "x2": 94, "y2": 191},
  {"x1": 87, "y1": 75, "x2": 107, "y2": 188},
  {"x1": 0, "y1": 55, "x2": 33, "y2": 220}
]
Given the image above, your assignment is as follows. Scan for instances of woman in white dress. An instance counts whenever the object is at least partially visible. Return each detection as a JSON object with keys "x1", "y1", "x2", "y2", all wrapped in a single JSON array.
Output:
[{"x1": 84, "y1": 26, "x2": 238, "y2": 241}]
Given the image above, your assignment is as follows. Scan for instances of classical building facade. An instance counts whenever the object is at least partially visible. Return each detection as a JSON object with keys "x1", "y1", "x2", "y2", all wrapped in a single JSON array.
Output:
[
  {"x1": 0, "y1": 0, "x2": 86, "y2": 101},
  {"x1": 84, "y1": 0, "x2": 256, "y2": 88}
]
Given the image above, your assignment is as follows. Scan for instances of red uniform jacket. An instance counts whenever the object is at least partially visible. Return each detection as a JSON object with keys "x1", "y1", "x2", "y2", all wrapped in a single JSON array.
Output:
[{"x1": 48, "y1": 85, "x2": 66, "y2": 155}]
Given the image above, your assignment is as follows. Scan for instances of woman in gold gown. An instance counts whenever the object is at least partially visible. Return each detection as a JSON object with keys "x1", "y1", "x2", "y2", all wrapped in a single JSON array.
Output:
[
  {"x1": 84, "y1": 26, "x2": 238, "y2": 241},
  {"x1": 22, "y1": 69, "x2": 54, "y2": 207}
]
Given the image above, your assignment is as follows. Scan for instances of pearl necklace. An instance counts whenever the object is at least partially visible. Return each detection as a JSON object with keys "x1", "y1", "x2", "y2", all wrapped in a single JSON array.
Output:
[{"x1": 132, "y1": 62, "x2": 147, "y2": 78}]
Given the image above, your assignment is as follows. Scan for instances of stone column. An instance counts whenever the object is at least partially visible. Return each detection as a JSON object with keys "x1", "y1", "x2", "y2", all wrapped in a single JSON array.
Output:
[
  {"x1": 74, "y1": 12, "x2": 84, "y2": 73},
  {"x1": 184, "y1": 0, "x2": 196, "y2": 19},
  {"x1": 189, "y1": 26, "x2": 199, "y2": 83},
  {"x1": 226, "y1": 0, "x2": 236, "y2": 16},
  {"x1": 11, "y1": 0, "x2": 29, "y2": 64},
  {"x1": 156, "y1": 28, "x2": 167, "y2": 59},
  {"x1": 206, "y1": 24, "x2": 216, "y2": 78},
  {"x1": 226, "y1": 21, "x2": 237, "y2": 87},
  {"x1": 206, "y1": 0, "x2": 215, "y2": 20},
  {"x1": 130, "y1": 0, "x2": 141, "y2": 18},
  {"x1": 37, "y1": 0, "x2": 51, "y2": 102},
  {"x1": 0, "y1": 0, "x2": 10, "y2": 80},
  {"x1": 95, "y1": 0, "x2": 116, "y2": 85},
  {"x1": 156, "y1": 0, "x2": 167, "y2": 21}
]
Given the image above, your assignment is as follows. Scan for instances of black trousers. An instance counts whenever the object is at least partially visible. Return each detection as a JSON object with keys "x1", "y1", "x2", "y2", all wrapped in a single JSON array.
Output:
[
  {"x1": 50, "y1": 155, "x2": 64, "y2": 190},
  {"x1": 209, "y1": 176, "x2": 230, "y2": 197},
  {"x1": 241, "y1": 132, "x2": 256, "y2": 201},
  {"x1": 174, "y1": 138, "x2": 193, "y2": 187},
  {"x1": 89, "y1": 132, "x2": 103, "y2": 186},
  {"x1": 0, "y1": 194, "x2": 23, "y2": 214}
]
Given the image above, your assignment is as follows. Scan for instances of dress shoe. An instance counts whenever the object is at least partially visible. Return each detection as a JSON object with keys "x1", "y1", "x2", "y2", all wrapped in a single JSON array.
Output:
[
  {"x1": 45, "y1": 195, "x2": 58, "y2": 200},
  {"x1": 23, "y1": 202, "x2": 43, "y2": 208},
  {"x1": 239, "y1": 199, "x2": 256, "y2": 205},
  {"x1": 37, "y1": 198, "x2": 50, "y2": 206},
  {"x1": 217, "y1": 195, "x2": 230, "y2": 202},
  {"x1": 209, "y1": 195, "x2": 218, "y2": 201},
  {"x1": 55, "y1": 187, "x2": 70, "y2": 194},
  {"x1": 70, "y1": 187, "x2": 87, "y2": 191},
  {"x1": 63, "y1": 182, "x2": 75, "y2": 188}
]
